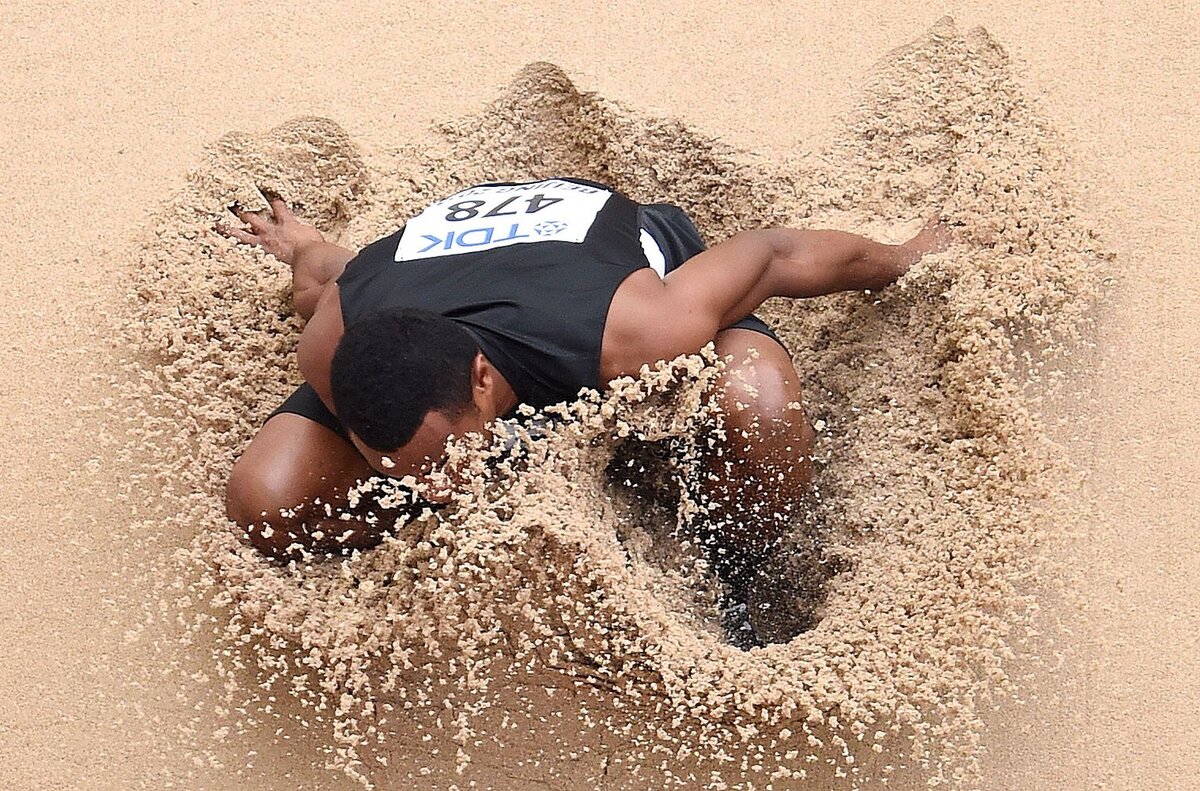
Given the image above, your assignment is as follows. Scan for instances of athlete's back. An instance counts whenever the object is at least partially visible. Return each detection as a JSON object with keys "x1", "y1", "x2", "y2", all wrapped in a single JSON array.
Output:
[{"x1": 337, "y1": 178, "x2": 648, "y2": 407}]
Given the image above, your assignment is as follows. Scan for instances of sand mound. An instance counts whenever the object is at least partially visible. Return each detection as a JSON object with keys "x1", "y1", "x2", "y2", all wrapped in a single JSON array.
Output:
[{"x1": 117, "y1": 18, "x2": 1109, "y2": 789}]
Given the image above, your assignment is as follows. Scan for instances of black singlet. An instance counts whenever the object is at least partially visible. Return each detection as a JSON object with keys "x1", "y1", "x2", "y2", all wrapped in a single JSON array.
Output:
[{"x1": 336, "y1": 178, "x2": 649, "y2": 408}]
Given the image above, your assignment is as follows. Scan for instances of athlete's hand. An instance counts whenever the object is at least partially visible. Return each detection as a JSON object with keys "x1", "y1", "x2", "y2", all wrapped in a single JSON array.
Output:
[
  {"x1": 215, "y1": 194, "x2": 325, "y2": 267},
  {"x1": 904, "y1": 213, "x2": 955, "y2": 259}
]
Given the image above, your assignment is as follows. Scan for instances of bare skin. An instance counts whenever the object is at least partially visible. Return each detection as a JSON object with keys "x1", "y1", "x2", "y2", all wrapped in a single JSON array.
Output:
[{"x1": 218, "y1": 196, "x2": 950, "y2": 559}]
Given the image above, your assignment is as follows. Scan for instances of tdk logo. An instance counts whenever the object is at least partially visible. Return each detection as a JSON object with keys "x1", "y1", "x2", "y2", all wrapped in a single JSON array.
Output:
[
  {"x1": 414, "y1": 220, "x2": 569, "y2": 254},
  {"x1": 533, "y1": 220, "x2": 568, "y2": 236},
  {"x1": 414, "y1": 223, "x2": 531, "y2": 254}
]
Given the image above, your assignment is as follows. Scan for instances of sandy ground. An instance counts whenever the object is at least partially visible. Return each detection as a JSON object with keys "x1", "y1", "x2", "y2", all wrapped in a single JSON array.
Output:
[{"x1": 1, "y1": 2, "x2": 1196, "y2": 789}]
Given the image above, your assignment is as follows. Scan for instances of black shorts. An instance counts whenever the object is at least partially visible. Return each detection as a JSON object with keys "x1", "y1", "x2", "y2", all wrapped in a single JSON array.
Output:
[{"x1": 269, "y1": 202, "x2": 784, "y2": 439}]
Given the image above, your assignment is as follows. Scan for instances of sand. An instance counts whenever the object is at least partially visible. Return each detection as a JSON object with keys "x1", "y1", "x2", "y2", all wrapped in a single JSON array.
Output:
[{"x1": 2, "y1": 4, "x2": 1198, "y2": 791}]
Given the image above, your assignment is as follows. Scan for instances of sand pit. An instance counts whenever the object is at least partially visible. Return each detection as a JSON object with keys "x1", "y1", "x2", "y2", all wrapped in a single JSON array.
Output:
[{"x1": 114, "y1": 19, "x2": 1110, "y2": 789}]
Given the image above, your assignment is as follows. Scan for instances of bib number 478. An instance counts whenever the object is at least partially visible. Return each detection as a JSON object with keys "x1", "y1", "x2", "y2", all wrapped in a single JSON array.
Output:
[{"x1": 444, "y1": 194, "x2": 563, "y2": 222}]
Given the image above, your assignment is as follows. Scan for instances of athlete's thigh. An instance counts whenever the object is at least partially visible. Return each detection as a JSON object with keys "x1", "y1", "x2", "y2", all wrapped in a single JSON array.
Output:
[{"x1": 227, "y1": 412, "x2": 376, "y2": 520}]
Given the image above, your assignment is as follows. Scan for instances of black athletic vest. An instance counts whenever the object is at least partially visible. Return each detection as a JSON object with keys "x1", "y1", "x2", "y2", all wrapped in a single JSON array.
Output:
[{"x1": 336, "y1": 178, "x2": 649, "y2": 408}]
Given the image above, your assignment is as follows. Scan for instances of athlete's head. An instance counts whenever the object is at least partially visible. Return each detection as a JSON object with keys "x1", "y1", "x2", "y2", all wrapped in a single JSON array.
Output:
[{"x1": 330, "y1": 307, "x2": 487, "y2": 470}]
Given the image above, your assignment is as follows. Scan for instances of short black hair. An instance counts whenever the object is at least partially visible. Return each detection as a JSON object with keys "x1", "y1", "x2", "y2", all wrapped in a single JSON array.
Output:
[{"x1": 330, "y1": 307, "x2": 479, "y2": 452}]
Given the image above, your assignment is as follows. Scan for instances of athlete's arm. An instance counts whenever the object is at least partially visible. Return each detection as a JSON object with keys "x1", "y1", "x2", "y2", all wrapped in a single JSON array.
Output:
[
  {"x1": 296, "y1": 283, "x2": 344, "y2": 410},
  {"x1": 216, "y1": 196, "x2": 355, "y2": 320},
  {"x1": 607, "y1": 216, "x2": 952, "y2": 374}
]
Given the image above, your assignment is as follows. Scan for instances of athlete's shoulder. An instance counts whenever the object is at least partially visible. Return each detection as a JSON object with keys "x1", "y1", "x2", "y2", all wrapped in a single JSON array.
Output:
[{"x1": 598, "y1": 268, "x2": 671, "y2": 381}]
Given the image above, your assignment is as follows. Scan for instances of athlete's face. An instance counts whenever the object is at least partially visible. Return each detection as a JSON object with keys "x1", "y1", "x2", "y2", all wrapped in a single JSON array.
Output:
[
  {"x1": 352, "y1": 352, "x2": 509, "y2": 498},
  {"x1": 354, "y1": 406, "x2": 486, "y2": 482}
]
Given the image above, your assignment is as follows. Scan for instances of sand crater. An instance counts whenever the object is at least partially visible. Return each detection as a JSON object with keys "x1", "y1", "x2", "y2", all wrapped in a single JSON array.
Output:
[{"x1": 121, "y1": 18, "x2": 1110, "y2": 787}]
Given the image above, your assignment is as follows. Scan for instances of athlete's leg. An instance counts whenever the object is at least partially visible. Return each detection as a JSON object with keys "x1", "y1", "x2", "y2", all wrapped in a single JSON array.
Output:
[
  {"x1": 225, "y1": 413, "x2": 388, "y2": 558},
  {"x1": 695, "y1": 328, "x2": 819, "y2": 645},
  {"x1": 700, "y1": 327, "x2": 815, "y2": 559}
]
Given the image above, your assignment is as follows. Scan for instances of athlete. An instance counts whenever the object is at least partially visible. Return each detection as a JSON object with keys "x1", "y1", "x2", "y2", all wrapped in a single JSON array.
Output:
[{"x1": 218, "y1": 178, "x2": 949, "y2": 641}]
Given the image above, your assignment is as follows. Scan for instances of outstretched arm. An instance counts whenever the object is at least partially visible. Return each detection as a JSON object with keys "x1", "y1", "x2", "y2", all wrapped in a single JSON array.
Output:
[
  {"x1": 676, "y1": 216, "x2": 949, "y2": 328},
  {"x1": 609, "y1": 216, "x2": 952, "y2": 374},
  {"x1": 216, "y1": 196, "x2": 356, "y2": 320}
]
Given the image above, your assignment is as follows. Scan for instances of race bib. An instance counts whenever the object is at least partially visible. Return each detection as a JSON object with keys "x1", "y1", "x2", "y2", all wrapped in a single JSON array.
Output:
[{"x1": 395, "y1": 179, "x2": 613, "y2": 262}]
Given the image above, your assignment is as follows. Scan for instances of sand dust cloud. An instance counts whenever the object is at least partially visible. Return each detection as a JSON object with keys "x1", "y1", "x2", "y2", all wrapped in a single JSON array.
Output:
[{"x1": 111, "y1": 18, "x2": 1110, "y2": 789}]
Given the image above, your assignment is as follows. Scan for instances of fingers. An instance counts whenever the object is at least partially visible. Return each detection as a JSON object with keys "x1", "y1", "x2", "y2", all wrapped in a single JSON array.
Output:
[
  {"x1": 214, "y1": 222, "x2": 259, "y2": 246},
  {"x1": 268, "y1": 196, "x2": 295, "y2": 222},
  {"x1": 258, "y1": 186, "x2": 296, "y2": 223},
  {"x1": 216, "y1": 201, "x2": 271, "y2": 246},
  {"x1": 234, "y1": 206, "x2": 272, "y2": 234},
  {"x1": 213, "y1": 192, "x2": 303, "y2": 247}
]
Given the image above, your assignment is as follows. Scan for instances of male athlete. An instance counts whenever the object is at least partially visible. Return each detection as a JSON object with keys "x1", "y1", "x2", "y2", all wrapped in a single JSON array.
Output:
[{"x1": 218, "y1": 178, "x2": 948, "y2": 642}]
